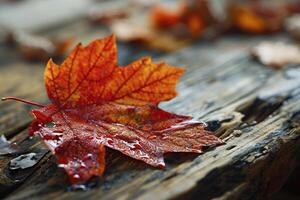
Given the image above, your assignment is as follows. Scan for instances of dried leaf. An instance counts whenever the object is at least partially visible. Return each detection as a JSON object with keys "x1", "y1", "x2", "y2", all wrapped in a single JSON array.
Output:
[
  {"x1": 252, "y1": 42, "x2": 300, "y2": 69},
  {"x1": 228, "y1": 1, "x2": 287, "y2": 34},
  {"x1": 109, "y1": 0, "x2": 217, "y2": 51},
  {"x1": 111, "y1": 20, "x2": 189, "y2": 52},
  {"x1": 150, "y1": 4, "x2": 182, "y2": 29}
]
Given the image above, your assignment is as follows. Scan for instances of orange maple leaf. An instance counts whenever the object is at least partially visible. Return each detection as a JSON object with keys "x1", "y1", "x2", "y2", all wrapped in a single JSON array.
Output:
[
  {"x1": 45, "y1": 35, "x2": 184, "y2": 107},
  {"x1": 3, "y1": 35, "x2": 222, "y2": 184}
]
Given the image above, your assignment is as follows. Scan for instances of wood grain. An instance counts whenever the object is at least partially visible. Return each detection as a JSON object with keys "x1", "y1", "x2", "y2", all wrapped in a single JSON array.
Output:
[{"x1": 0, "y1": 28, "x2": 299, "y2": 200}]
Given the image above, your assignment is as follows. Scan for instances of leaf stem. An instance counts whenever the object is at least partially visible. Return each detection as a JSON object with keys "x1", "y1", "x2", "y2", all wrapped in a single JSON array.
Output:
[{"x1": 1, "y1": 97, "x2": 45, "y2": 107}]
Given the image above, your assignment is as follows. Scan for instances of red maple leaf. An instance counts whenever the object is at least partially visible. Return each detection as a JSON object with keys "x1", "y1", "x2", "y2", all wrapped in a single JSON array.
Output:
[{"x1": 3, "y1": 35, "x2": 223, "y2": 184}]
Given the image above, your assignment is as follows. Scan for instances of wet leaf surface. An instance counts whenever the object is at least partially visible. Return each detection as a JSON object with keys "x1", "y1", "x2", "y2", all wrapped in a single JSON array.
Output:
[{"x1": 23, "y1": 35, "x2": 222, "y2": 184}]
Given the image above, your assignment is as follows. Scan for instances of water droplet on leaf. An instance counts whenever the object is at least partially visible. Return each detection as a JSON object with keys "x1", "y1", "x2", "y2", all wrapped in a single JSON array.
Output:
[{"x1": 148, "y1": 135, "x2": 157, "y2": 139}]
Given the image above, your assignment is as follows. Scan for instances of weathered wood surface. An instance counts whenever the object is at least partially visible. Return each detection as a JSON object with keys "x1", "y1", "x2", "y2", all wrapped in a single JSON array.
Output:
[
  {"x1": 1, "y1": 33, "x2": 299, "y2": 200},
  {"x1": 0, "y1": 1, "x2": 300, "y2": 200}
]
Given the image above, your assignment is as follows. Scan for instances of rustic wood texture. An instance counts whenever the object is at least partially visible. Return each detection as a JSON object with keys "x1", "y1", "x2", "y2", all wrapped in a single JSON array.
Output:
[{"x1": 0, "y1": 1, "x2": 300, "y2": 200}]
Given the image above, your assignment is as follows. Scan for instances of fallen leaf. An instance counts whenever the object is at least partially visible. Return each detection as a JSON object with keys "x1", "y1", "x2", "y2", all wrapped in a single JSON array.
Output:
[
  {"x1": 111, "y1": 20, "x2": 190, "y2": 52},
  {"x1": 228, "y1": 1, "x2": 287, "y2": 34},
  {"x1": 252, "y1": 42, "x2": 300, "y2": 69},
  {"x1": 109, "y1": 0, "x2": 217, "y2": 52},
  {"x1": 30, "y1": 102, "x2": 221, "y2": 183},
  {"x1": 150, "y1": 4, "x2": 183, "y2": 30},
  {"x1": 3, "y1": 35, "x2": 223, "y2": 184}
]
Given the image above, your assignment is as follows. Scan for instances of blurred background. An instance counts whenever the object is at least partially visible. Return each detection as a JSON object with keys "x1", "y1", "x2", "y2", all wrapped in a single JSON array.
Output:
[
  {"x1": 0, "y1": 0, "x2": 300, "y2": 65},
  {"x1": 0, "y1": 0, "x2": 299, "y2": 199}
]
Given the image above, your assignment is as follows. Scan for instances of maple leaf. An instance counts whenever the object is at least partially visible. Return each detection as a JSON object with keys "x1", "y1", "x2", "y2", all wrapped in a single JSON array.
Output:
[
  {"x1": 45, "y1": 35, "x2": 183, "y2": 107},
  {"x1": 3, "y1": 35, "x2": 223, "y2": 184}
]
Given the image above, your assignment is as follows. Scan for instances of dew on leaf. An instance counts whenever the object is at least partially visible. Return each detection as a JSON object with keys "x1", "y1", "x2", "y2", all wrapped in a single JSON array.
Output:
[
  {"x1": 68, "y1": 183, "x2": 89, "y2": 191},
  {"x1": 132, "y1": 143, "x2": 142, "y2": 150},
  {"x1": 73, "y1": 174, "x2": 80, "y2": 179},
  {"x1": 157, "y1": 163, "x2": 166, "y2": 169},
  {"x1": 147, "y1": 135, "x2": 157, "y2": 140},
  {"x1": 106, "y1": 138, "x2": 114, "y2": 146},
  {"x1": 4, "y1": 35, "x2": 223, "y2": 185}
]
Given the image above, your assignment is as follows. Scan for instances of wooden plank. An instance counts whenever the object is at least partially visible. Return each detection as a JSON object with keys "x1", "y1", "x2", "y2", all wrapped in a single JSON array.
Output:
[
  {"x1": 0, "y1": 33, "x2": 299, "y2": 200},
  {"x1": 0, "y1": 62, "x2": 46, "y2": 138},
  {"x1": 0, "y1": 129, "x2": 49, "y2": 197}
]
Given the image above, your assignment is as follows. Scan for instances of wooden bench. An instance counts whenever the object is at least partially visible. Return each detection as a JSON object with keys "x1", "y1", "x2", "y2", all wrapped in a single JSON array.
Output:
[{"x1": 0, "y1": 1, "x2": 300, "y2": 200}]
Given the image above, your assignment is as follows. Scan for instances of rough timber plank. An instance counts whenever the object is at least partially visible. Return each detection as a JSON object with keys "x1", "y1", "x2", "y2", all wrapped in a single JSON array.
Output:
[
  {"x1": 0, "y1": 33, "x2": 299, "y2": 200},
  {"x1": 0, "y1": 62, "x2": 46, "y2": 138}
]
